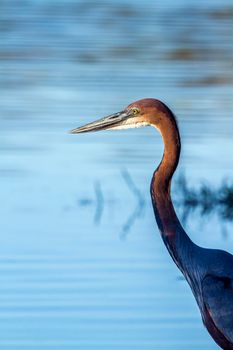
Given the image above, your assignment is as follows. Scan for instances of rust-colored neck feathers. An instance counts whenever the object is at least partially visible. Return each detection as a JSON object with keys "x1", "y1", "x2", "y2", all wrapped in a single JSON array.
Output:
[
  {"x1": 150, "y1": 106, "x2": 181, "y2": 234},
  {"x1": 149, "y1": 103, "x2": 191, "y2": 268},
  {"x1": 128, "y1": 98, "x2": 194, "y2": 268},
  {"x1": 153, "y1": 108, "x2": 181, "y2": 191}
]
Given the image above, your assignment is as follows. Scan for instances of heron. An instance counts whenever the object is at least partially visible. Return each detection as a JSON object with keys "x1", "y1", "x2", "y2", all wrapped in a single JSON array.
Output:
[{"x1": 70, "y1": 98, "x2": 233, "y2": 349}]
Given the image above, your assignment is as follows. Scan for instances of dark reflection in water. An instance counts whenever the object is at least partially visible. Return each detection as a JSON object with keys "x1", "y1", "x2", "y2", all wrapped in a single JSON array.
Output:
[
  {"x1": 94, "y1": 181, "x2": 104, "y2": 225},
  {"x1": 77, "y1": 171, "x2": 233, "y2": 238},
  {"x1": 78, "y1": 170, "x2": 146, "y2": 237},
  {"x1": 176, "y1": 175, "x2": 233, "y2": 237},
  {"x1": 120, "y1": 170, "x2": 146, "y2": 239}
]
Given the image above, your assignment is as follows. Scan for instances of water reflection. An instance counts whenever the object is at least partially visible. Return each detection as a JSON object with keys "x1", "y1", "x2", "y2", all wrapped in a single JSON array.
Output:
[
  {"x1": 77, "y1": 170, "x2": 146, "y2": 238},
  {"x1": 94, "y1": 181, "x2": 104, "y2": 225},
  {"x1": 77, "y1": 172, "x2": 233, "y2": 238},
  {"x1": 176, "y1": 175, "x2": 233, "y2": 238},
  {"x1": 120, "y1": 170, "x2": 146, "y2": 239}
]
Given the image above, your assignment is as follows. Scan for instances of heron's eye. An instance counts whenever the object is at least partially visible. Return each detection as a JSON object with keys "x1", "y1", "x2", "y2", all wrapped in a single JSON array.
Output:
[{"x1": 131, "y1": 108, "x2": 139, "y2": 115}]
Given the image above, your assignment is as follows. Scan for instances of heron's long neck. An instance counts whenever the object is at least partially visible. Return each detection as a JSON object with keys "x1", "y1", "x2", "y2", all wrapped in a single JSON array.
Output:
[{"x1": 150, "y1": 112, "x2": 193, "y2": 272}]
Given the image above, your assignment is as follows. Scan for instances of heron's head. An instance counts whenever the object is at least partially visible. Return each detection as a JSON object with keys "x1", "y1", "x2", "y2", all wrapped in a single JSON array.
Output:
[{"x1": 69, "y1": 98, "x2": 168, "y2": 134}]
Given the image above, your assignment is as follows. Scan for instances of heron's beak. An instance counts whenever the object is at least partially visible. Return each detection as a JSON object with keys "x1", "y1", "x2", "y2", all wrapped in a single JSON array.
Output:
[{"x1": 69, "y1": 110, "x2": 132, "y2": 134}]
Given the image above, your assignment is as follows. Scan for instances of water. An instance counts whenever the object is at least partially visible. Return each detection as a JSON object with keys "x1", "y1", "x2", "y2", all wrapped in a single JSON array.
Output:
[{"x1": 0, "y1": 0, "x2": 233, "y2": 349}]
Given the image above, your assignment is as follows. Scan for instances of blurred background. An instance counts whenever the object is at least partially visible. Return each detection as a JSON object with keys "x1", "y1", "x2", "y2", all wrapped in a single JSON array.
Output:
[{"x1": 0, "y1": 0, "x2": 233, "y2": 349}]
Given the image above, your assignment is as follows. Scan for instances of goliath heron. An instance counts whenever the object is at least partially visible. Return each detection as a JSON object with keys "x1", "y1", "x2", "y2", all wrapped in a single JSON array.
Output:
[{"x1": 70, "y1": 98, "x2": 233, "y2": 349}]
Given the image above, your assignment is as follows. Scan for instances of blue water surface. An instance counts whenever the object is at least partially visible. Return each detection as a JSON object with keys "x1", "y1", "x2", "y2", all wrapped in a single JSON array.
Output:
[{"x1": 0, "y1": 0, "x2": 233, "y2": 349}]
